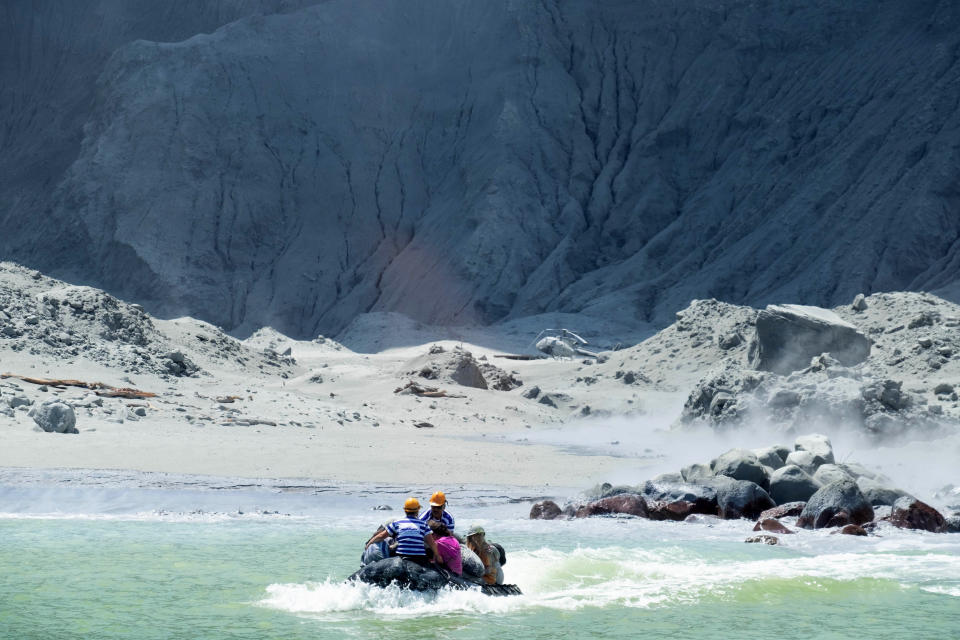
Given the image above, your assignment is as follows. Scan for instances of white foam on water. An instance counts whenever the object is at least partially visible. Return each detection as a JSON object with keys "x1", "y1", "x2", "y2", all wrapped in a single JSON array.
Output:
[{"x1": 260, "y1": 537, "x2": 960, "y2": 619}]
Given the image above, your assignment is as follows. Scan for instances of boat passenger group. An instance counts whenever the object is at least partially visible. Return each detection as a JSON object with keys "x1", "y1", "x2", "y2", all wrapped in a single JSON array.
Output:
[{"x1": 363, "y1": 491, "x2": 505, "y2": 585}]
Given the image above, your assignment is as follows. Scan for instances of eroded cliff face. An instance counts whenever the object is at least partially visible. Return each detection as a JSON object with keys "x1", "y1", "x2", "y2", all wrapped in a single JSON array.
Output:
[{"x1": 3, "y1": 0, "x2": 960, "y2": 337}]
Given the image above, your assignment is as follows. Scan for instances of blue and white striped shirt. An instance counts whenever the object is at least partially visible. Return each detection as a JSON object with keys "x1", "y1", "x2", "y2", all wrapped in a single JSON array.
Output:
[
  {"x1": 418, "y1": 509, "x2": 455, "y2": 532},
  {"x1": 385, "y1": 517, "x2": 432, "y2": 556}
]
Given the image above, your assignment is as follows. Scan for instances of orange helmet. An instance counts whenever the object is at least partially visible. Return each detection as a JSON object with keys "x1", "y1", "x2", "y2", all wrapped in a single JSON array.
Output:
[
  {"x1": 404, "y1": 497, "x2": 421, "y2": 512},
  {"x1": 429, "y1": 491, "x2": 446, "y2": 507}
]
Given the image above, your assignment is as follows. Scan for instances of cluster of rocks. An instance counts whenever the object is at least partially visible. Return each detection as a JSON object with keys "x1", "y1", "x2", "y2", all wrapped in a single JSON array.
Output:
[
  {"x1": 530, "y1": 433, "x2": 959, "y2": 540},
  {"x1": 0, "y1": 263, "x2": 197, "y2": 377},
  {"x1": 679, "y1": 296, "x2": 959, "y2": 439},
  {"x1": 406, "y1": 345, "x2": 522, "y2": 391}
]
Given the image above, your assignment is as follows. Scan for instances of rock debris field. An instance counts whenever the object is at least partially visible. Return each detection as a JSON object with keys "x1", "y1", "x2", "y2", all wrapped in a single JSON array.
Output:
[{"x1": 1, "y1": 261, "x2": 959, "y2": 492}]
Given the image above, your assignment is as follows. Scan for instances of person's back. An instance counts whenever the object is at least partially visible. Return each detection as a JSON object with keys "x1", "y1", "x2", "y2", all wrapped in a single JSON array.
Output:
[
  {"x1": 387, "y1": 517, "x2": 431, "y2": 558},
  {"x1": 366, "y1": 498, "x2": 439, "y2": 568},
  {"x1": 427, "y1": 519, "x2": 462, "y2": 575}
]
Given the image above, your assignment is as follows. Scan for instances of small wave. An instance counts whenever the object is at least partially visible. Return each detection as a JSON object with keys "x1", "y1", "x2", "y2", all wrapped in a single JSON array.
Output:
[
  {"x1": 260, "y1": 542, "x2": 960, "y2": 619},
  {"x1": 259, "y1": 580, "x2": 524, "y2": 618}
]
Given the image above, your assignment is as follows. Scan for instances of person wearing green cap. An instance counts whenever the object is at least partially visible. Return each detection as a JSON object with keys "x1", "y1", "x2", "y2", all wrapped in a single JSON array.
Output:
[{"x1": 465, "y1": 525, "x2": 503, "y2": 585}]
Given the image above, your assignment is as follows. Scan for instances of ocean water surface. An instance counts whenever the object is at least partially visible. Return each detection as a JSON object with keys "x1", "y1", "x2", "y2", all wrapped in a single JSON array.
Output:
[{"x1": 1, "y1": 474, "x2": 958, "y2": 639}]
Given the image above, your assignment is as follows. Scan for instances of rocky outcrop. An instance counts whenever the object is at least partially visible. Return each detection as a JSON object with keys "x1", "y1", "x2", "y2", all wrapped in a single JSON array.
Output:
[
  {"x1": 749, "y1": 305, "x2": 871, "y2": 375},
  {"x1": 798, "y1": 479, "x2": 874, "y2": 529}
]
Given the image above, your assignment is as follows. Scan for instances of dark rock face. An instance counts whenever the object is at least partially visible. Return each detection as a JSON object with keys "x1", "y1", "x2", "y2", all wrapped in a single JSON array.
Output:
[
  {"x1": 769, "y1": 465, "x2": 821, "y2": 505},
  {"x1": 711, "y1": 478, "x2": 776, "y2": 520},
  {"x1": 753, "y1": 518, "x2": 794, "y2": 534},
  {"x1": 884, "y1": 499, "x2": 947, "y2": 533},
  {"x1": 574, "y1": 494, "x2": 648, "y2": 518},
  {"x1": 745, "y1": 535, "x2": 779, "y2": 545},
  {"x1": 749, "y1": 305, "x2": 871, "y2": 374},
  {"x1": 798, "y1": 479, "x2": 874, "y2": 529},
  {"x1": 760, "y1": 502, "x2": 807, "y2": 520},
  {"x1": 6, "y1": 3, "x2": 960, "y2": 338},
  {"x1": 529, "y1": 500, "x2": 563, "y2": 520}
]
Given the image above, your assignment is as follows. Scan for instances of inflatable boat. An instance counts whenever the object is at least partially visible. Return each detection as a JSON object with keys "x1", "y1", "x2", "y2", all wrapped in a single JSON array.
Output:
[{"x1": 348, "y1": 557, "x2": 522, "y2": 596}]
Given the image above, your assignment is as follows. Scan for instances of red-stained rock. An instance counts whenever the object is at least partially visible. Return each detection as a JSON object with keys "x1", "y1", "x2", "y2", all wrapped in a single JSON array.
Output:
[
  {"x1": 752, "y1": 518, "x2": 794, "y2": 534},
  {"x1": 647, "y1": 500, "x2": 696, "y2": 521},
  {"x1": 884, "y1": 499, "x2": 947, "y2": 533},
  {"x1": 825, "y1": 510, "x2": 851, "y2": 528},
  {"x1": 745, "y1": 534, "x2": 779, "y2": 545},
  {"x1": 759, "y1": 502, "x2": 806, "y2": 520},
  {"x1": 574, "y1": 494, "x2": 648, "y2": 518},
  {"x1": 838, "y1": 524, "x2": 868, "y2": 536},
  {"x1": 529, "y1": 500, "x2": 563, "y2": 520}
]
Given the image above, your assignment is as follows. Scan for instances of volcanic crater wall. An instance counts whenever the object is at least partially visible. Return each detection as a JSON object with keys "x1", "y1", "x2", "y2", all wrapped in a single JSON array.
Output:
[{"x1": 2, "y1": 0, "x2": 960, "y2": 337}]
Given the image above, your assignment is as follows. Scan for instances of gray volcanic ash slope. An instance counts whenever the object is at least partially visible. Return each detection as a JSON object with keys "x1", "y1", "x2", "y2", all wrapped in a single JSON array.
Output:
[{"x1": 2, "y1": 1, "x2": 960, "y2": 337}]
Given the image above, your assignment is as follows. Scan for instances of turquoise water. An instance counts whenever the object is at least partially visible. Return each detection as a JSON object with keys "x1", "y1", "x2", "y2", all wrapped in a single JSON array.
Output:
[
  {"x1": 2, "y1": 518, "x2": 959, "y2": 639},
  {"x1": 1, "y1": 484, "x2": 959, "y2": 639}
]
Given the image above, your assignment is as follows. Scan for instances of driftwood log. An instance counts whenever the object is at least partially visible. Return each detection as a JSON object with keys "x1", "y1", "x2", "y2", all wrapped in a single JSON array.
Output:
[{"x1": 1, "y1": 373, "x2": 157, "y2": 399}]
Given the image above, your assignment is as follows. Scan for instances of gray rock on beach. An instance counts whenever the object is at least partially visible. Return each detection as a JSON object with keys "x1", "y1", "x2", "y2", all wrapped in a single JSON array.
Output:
[
  {"x1": 31, "y1": 400, "x2": 78, "y2": 434},
  {"x1": 711, "y1": 477, "x2": 776, "y2": 520},
  {"x1": 812, "y1": 464, "x2": 853, "y2": 486},
  {"x1": 768, "y1": 465, "x2": 822, "y2": 505},
  {"x1": 710, "y1": 449, "x2": 770, "y2": 489},
  {"x1": 798, "y1": 479, "x2": 874, "y2": 529}
]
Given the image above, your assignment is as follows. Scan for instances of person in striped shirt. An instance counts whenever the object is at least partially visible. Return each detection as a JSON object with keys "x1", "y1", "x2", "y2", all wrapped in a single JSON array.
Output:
[
  {"x1": 418, "y1": 491, "x2": 455, "y2": 532},
  {"x1": 366, "y1": 497, "x2": 439, "y2": 567}
]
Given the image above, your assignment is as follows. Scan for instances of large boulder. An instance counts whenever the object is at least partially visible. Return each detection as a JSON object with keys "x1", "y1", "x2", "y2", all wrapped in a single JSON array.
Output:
[
  {"x1": 646, "y1": 500, "x2": 697, "y2": 521},
  {"x1": 710, "y1": 477, "x2": 776, "y2": 520},
  {"x1": 574, "y1": 494, "x2": 648, "y2": 518},
  {"x1": 798, "y1": 479, "x2": 874, "y2": 529},
  {"x1": 680, "y1": 462, "x2": 714, "y2": 482},
  {"x1": 760, "y1": 502, "x2": 806, "y2": 520},
  {"x1": 813, "y1": 464, "x2": 853, "y2": 486},
  {"x1": 784, "y1": 450, "x2": 826, "y2": 475},
  {"x1": 769, "y1": 465, "x2": 822, "y2": 505},
  {"x1": 710, "y1": 449, "x2": 770, "y2": 489},
  {"x1": 752, "y1": 445, "x2": 788, "y2": 471},
  {"x1": 30, "y1": 400, "x2": 78, "y2": 434},
  {"x1": 749, "y1": 304, "x2": 871, "y2": 374},
  {"x1": 529, "y1": 500, "x2": 563, "y2": 520},
  {"x1": 884, "y1": 498, "x2": 947, "y2": 533},
  {"x1": 794, "y1": 434, "x2": 835, "y2": 464},
  {"x1": 641, "y1": 480, "x2": 720, "y2": 516},
  {"x1": 856, "y1": 477, "x2": 912, "y2": 507}
]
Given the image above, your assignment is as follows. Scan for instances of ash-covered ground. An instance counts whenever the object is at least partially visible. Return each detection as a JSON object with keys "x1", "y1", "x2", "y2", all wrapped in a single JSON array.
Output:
[{"x1": 1, "y1": 261, "x2": 958, "y2": 493}]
